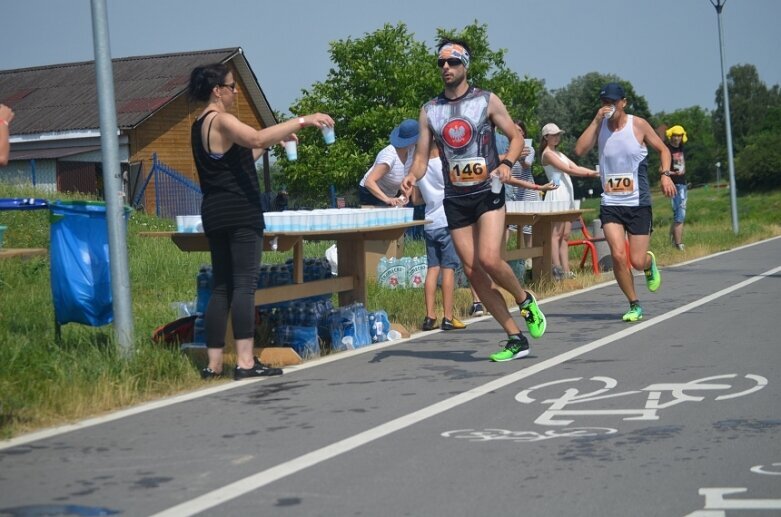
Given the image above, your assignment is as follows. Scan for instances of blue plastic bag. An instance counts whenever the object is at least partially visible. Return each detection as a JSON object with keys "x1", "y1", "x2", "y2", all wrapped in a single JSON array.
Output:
[{"x1": 49, "y1": 201, "x2": 127, "y2": 326}]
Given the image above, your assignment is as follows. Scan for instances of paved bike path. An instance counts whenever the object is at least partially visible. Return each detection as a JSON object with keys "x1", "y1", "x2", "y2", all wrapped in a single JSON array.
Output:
[{"x1": 1, "y1": 237, "x2": 779, "y2": 516}]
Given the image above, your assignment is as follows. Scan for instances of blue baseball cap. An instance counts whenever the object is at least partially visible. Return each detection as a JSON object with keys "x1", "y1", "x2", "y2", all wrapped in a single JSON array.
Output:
[{"x1": 599, "y1": 82, "x2": 626, "y2": 101}]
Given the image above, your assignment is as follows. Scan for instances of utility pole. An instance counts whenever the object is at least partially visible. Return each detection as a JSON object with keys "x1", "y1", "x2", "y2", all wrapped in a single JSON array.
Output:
[
  {"x1": 91, "y1": 0, "x2": 134, "y2": 352},
  {"x1": 710, "y1": 0, "x2": 739, "y2": 234}
]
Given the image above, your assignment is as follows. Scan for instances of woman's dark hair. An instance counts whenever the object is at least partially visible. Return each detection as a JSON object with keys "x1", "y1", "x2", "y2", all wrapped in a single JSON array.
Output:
[
  {"x1": 514, "y1": 119, "x2": 528, "y2": 138},
  {"x1": 436, "y1": 37, "x2": 472, "y2": 56},
  {"x1": 188, "y1": 63, "x2": 230, "y2": 102},
  {"x1": 539, "y1": 130, "x2": 551, "y2": 158},
  {"x1": 539, "y1": 137, "x2": 550, "y2": 159}
]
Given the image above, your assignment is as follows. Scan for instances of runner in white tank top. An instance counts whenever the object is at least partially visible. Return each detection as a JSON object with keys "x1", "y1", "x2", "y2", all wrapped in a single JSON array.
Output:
[
  {"x1": 575, "y1": 82, "x2": 675, "y2": 323},
  {"x1": 598, "y1": 115, "x2": 650, "y2": 207}
]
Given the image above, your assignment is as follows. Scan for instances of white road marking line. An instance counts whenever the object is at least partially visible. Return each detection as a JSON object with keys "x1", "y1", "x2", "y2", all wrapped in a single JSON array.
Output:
[
  {"x1": 149, "y1": 265, "x2": 781, "y2": 517},
  {"x1": 5, "y1": 237, "x2": 776, "y2": 451}
]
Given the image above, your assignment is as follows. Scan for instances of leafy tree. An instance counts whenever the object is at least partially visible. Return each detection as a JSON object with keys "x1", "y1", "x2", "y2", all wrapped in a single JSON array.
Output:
[
  {"x1": 713, "y1": 64, "x2": 781, "y2": 191},
  {"x1": 279, "y1": 22, "x2": 543, "y2": 205},
  {"x1": 713, "y1": 64, "x2": 780, "y2": 152},
  {"x1": 735, "y1": 130, "x2": 781, "y2": 190}
]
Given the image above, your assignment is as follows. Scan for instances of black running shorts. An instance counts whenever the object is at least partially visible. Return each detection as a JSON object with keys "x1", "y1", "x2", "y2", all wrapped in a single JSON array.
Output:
[
  {"x1": 444, "y1": 188, "x2": 505, "y2": 230},
  {"x1": 599, "y1": 205, "x2": 653, "y2": 235}
]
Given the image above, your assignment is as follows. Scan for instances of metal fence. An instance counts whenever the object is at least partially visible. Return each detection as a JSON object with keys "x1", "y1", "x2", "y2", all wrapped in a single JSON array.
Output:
[{"x1": 133, "y1": 153, "x2": 202, "y2": 218}]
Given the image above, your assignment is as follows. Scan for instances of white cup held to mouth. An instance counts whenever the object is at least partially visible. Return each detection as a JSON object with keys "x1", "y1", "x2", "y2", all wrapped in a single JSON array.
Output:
[{"x1": 604, "y1": 105, "x2": 616, "y2": 120}]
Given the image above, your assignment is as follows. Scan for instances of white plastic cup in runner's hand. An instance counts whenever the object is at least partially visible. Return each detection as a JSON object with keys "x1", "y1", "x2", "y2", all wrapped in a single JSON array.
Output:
[
  {"x1": 551, "y1": 171, "x2": 562, "y2": 186},
  {"x1": 524, "y1": 138, "x2": 533, "y2": 150},
  {"x1": 321, "y1": 125, "x2": 336, "y2": 145},
  {"x1": 604, "y1": 105, "x2": 616, "y2": 120},
  {"x1": 283, "y1": 140, "x2": 297, "y2": 161},
  {"x1": 490, "y1": 172, "x2": 502, "y2": 194}
]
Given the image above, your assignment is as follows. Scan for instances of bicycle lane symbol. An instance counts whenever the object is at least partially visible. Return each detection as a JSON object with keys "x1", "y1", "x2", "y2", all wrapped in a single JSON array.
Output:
[
  {"x1": 682, "y1": 464, "x2": 781, "y2": 515},
  {"x1": 684, "y1": 486, "x2": 781, "y2": 516},
  {"x1": 514, "y1": 374, "x2": 768, "y2": 427}
]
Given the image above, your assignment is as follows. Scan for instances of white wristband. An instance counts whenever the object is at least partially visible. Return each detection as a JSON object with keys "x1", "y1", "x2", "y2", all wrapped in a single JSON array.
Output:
[{"x1": 298, "y1": 117, "x2": 306, "y2": 128}]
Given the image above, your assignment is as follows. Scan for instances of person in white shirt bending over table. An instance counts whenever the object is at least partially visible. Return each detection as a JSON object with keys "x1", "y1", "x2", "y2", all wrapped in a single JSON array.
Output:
[{"x1": 358, "y1": 119, "x2": 419, "y2": 207}]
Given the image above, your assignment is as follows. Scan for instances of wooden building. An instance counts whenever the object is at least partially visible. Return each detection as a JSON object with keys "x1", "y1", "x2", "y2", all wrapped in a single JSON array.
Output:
[{"x1": 0, "y1": 48, "x2": 277, "y2": 214}]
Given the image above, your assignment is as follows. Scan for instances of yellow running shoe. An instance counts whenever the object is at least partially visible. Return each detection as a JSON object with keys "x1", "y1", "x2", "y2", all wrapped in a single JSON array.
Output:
[{"x1": 441, "y1": 317, "x2": 466, "y2": 330}]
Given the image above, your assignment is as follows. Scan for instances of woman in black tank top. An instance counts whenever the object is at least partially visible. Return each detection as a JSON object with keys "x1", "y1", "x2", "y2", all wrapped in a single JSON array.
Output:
[{"x1": 188, "y1": 63, "x2": 334, "y2": 380}]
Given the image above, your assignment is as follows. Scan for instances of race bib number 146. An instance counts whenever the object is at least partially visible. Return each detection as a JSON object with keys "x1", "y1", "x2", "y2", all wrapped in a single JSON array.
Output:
[{"x1": 449, "y1": 157, "x2": 488, "y2": 187}]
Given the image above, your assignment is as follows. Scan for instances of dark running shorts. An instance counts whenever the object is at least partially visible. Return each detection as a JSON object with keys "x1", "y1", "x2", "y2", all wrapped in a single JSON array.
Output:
[
  {"x1": 443, "y1": 188, "x2": 505, "y2": 230},
  {"x1": 600, "y1": 205, "x2": 653, "y2": 235}
]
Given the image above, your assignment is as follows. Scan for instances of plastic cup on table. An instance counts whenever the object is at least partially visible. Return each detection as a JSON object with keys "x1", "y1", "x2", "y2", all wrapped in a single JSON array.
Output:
[
  {"x1": 279, "y1": 213, "x2": 293, "y2": 232},
  {"x1": 321, "y1": 125, "x2": 336, "y2": 145},
  {"x1": 283, "y1": 140, "x2": 297, "y2": 161}
]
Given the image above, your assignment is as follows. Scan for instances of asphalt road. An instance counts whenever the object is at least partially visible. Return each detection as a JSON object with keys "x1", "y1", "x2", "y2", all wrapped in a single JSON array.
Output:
[{"x1": 1, "y1": 237, "x2": 779, "y2": 517}]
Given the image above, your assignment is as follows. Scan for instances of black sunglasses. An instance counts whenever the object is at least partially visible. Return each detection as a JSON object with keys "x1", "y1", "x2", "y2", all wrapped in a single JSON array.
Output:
[
  {"x1": 437, "y1": 58, "x2": 463, "y2": 68},
  {"x1": 219, "y1": 82, "x2": 237, "y2": 90}
]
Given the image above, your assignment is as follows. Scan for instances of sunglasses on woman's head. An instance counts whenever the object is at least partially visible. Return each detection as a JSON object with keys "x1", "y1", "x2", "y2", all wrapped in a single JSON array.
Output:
[{"x1": 437, "y1": 58, "x2": 463, "y2": 68}]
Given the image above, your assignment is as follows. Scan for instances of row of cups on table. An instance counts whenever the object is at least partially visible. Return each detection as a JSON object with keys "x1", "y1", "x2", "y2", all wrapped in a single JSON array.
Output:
[
  {"x1": 176, "y1": 207, "x2": 416, "y2": 233},
  {"x1": 506, "y1": 200, "x2": 581, "y2": 213},
  {"x1": 264, "y1": 207, "x2": 414, "y2": 232}
]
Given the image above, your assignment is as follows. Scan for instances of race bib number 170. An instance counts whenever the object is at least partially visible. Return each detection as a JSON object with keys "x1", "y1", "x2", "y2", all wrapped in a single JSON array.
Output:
[
  {"x1": 449, "y1": 157, "x2": 488, "y2": 187},
  {"x1": 604, "y1": 173, "x2": 634, "y2": 195}
]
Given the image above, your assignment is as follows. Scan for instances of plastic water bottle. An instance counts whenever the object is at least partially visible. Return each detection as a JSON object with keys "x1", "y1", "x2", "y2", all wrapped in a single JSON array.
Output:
[
  {"x1": 369, "y1": 310, "x2": 390, "y2": 343},
  {"x1": 193, "y1": 315, "x2": 206, "y2": 345},
  {"x1": 328, "y1": 309, "x2": 344, "y2": 350},
  {"x1": 195, "y1": 265, "x2": 212, "y2": 315},
  {"x1": 377, "y1": 256, "x2": 389, "y2": 279},
  {"x1": 279, "y1": 264, "x2": 291, "y2": 286},
  {"x1": 319, "y1": 258, "x2": 331, "y2": 279},
  {"x1": 303, "y1": 307, "x2": 318, "y2": 330},
  {"x1": 341, "y1": 306, "x2": 356, "y2": 345},
  {"x1": 352, "y1": 303, "x2": 371, "y2": 347}
]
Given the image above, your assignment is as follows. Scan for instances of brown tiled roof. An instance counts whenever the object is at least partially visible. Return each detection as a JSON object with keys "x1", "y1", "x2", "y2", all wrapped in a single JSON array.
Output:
[{"x1": 0, "y1": 48, "x2": 277, "y2": 136}]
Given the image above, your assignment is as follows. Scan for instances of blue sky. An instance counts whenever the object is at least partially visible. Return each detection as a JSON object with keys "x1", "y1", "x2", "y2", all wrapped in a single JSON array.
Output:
[{"x1": 2, "y1": 0, "x2": 779, "y2": 116}]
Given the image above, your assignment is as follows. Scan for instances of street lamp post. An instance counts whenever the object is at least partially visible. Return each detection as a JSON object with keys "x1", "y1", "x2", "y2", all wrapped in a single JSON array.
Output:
[{"x1": 710, "y1": 0, "x2": 739, "y2": 234}]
